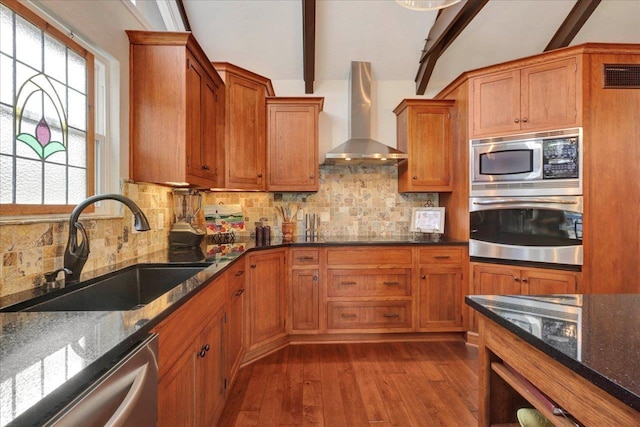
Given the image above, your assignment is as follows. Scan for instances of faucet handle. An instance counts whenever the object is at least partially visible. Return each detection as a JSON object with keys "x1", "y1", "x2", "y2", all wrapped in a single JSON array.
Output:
[{"x1": 44, "y1": 267, "x2": 73, "y2": 284}]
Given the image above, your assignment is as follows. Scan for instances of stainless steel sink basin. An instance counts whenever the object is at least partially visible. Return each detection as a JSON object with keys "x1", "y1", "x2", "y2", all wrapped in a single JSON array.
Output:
[{"x1": 0, "y1": 264, "x2": 208, "y2": 312}]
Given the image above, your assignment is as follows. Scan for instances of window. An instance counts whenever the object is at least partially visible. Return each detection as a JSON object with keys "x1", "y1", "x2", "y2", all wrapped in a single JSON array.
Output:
[{"x1": 0, "y1": 1, "x2": 95, "y2": 215}]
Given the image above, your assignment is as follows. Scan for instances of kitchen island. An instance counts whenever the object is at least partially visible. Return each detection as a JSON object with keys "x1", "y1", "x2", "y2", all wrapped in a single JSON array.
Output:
[
  {"x1": 467, "y1": 294, "x2": 640, "y2": 426},
  {"x1": 0, "y1": 235, "x2": 465, "y2": 427}
]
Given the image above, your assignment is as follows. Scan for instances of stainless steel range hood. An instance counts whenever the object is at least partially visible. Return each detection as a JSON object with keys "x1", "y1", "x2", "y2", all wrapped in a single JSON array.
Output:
[{"x1": 323, "y1": 62, "x2": 408, "y2": 165}]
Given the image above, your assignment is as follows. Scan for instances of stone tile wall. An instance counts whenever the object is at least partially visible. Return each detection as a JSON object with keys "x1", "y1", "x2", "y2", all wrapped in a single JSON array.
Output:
[
  {"x1": 1, "y1": 165, "x2": 437, "y2": 297},
  {"x1": 204, "y1": 165, "x2": 438, "y2": 239}
]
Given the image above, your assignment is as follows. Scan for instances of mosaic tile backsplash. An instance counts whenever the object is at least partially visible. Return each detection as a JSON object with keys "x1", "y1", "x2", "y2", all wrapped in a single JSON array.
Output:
[{"x1": 0, "y1": 165, "x2": 437, "y2": 297}]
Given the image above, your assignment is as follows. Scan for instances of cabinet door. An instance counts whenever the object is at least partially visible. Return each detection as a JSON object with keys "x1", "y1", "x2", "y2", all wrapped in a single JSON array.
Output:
[
  {"x1": 198, "y1": 76, "x2": 220, "y2": 184},
  {"x1": 196, "y1": 307, "x2": 226, "y2": 426},
  {"x1": 186, "y1": 52, "x2": 204, "y2": 181},
  {"x1": 418, "y1": 267, "x2": 463, "y2": 331},
  {"x1": 267, "y1": 101, "x2": 320, "y2": 191},
  {"x1": 225, "y1": 73, "x2": 266, "y2": 190},
  {"x1": 247, "y1": 250, "x2": 287, "y2": 349},
  {"x1": 521, "y1": 267, "x2": 578, "y2": 295},
  {"x1": 226, "y1": 265, "x2": 245, "y2": 385},
  {"x1": 471, "y1": 264, "x2": 522, "y2": 331},
  {"x1": 471, "y1": 70, "x2": 521, "y2": 137},
  {"x1": 291, "y1": 268, "x2": 320, "y2": 331},
  {"x1": 396, "y1": 101, "x2": 454, "y2": 192},
  {"x1": 158, "y1": 348, "x2": 196, "y2": 427},
  {"x1": 520, "y1": 58, "x2": 578, "y2": 131}
]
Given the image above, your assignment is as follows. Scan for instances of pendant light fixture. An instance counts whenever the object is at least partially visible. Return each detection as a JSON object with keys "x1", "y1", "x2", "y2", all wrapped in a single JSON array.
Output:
[{"x1": 395, "y1": 0, "x2": 462, "y2": 11}]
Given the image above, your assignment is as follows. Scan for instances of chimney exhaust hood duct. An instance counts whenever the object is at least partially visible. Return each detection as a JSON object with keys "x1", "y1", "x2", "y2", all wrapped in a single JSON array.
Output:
[{"x1": 323, "y1": 61, "x2": 408, "y2": 165}]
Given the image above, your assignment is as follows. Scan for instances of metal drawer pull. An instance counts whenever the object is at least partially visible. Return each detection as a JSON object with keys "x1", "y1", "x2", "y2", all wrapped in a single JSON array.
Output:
[
  {"x1": 235, "y1": 270, "x2": 244, "y2": 277},
  {"x1": 340, "y1": 281, "x2": 357, "y2": 285},
  {"x1": 434, "y1": 255, "x2": 451, "y2": 259},
  {"x1": 383, "y1": 281, "x2": 400, "y2": 285},
  {"x1": 341, "y1": 314, "x2": 357, "y2": 319},
  {"x1": 383, "y1": 313, "x2": 400, "y2": 318},
  {"x1": 297, "y1": 256, "x2": 315, "y2": 261},
  {"x1": 234, "y1": 289, "x2": 245, "y2": 297}
]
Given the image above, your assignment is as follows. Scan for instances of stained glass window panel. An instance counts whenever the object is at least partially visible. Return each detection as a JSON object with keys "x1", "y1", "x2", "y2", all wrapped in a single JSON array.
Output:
[
  {"x1": 15, "y1": 15, "x2": 42, "y2": 71},
  {"x1": 0, "y1": 2, "x2": 94, "y2": 213},
  {"x1": 0, "y1": 5, "x2": 13, "y2": 55},
  {"x1": 68, "y1": 50, "x2": 85, "y2": 93},
  {"x1": 0, "y1": 105, "x2": 13, "y2": 155},
  {"x1": 68, "y1": 167, "x2": 86, "y2": 204},
  {"x1": 44, "y1": 162, "x2": 66, "y2": 204},
  {"x1": 0, "y1": 156, "x2": 13, "y2": 203},
  {"x1": 44, "y1": 34, "x2": 66, "y2": 84},
  {"x1": 0, "y1": 54, "x2": 13, "y2": 104},
  {"x1": 15, "y1": 158, "x2": 42, "y2": 204},
  {"x1": 67, "y1": 89, "x2": 86, "y2": 130},
  {"x1": 68, "y1": 128, "x2": 86, "y2": 167},
  {"x1": 15, "y1": 90, "x2": 43, "y2": 160}
]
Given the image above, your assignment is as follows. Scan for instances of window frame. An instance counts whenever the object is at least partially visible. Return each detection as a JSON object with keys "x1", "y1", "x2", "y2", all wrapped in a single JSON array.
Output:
[{"x1": 0, "y1": 0, "x2": 95, "y2": 216}]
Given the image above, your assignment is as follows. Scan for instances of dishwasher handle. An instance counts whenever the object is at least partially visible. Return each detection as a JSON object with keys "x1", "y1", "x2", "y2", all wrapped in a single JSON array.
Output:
[{"x1": 105, "y1": 363, "x2": 149, "y2": 427}]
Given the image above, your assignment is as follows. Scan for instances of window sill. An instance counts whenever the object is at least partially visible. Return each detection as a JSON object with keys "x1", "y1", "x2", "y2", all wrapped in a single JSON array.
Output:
[{"x1": 0, "y1": 213, "x2": 125, "y2": 226}]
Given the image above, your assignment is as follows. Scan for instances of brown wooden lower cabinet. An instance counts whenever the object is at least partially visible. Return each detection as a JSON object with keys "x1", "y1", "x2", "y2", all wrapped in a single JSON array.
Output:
[
  {"x1": 290, "y1": 268, "x2": 320, "y2": 331},
  {"x1": 154, "y1": 263, "x2": 244, "y2": 427},
  {"x1": 246, "y1": 249, "x2": 287, "y2": 351},
  {"x1": 418, "y1": 267, "x2": 463, "y2": 331},
  {"x1": 470, "y1": 262, "x2": 579, "y2": 331}
]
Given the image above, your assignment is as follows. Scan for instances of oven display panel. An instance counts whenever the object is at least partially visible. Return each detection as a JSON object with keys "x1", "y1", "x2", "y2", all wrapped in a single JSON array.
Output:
[{"x1": 543, "y1": 137, "x2": 579, "y2": 179}]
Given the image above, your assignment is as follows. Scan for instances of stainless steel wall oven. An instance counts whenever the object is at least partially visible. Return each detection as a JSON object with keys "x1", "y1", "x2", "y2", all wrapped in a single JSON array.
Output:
[{"x1": 470, "y1": 196, "x2": 583, "y2": 265}]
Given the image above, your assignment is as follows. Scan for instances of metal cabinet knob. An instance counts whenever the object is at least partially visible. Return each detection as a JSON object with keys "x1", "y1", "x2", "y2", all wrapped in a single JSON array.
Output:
[
  {"x1": 251, "y1": 264, "x2": 257, "y2": 268},
  {"x1": 522, "y1": 117, "x2": 528, "y2": 123},
  {"x1": 514, "y1": 118, "x2": 520, "y2": 123},
  {"x1": 514, "y1": 277, "x2": 520, "y2": 281},
  {"x1": 521, "y1": 278, "x2": 528, "y2": 283}
]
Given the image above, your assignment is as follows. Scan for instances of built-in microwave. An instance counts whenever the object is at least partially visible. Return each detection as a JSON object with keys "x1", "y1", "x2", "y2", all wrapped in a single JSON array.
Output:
[{"x1": 470, "y1": 128, "x2": 582, "y2": 197}]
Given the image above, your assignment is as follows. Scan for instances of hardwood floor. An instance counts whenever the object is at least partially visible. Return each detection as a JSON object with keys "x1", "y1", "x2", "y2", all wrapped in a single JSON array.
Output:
[{"x1": 219, "y1": 339, "x2": 479, "y2": 426}]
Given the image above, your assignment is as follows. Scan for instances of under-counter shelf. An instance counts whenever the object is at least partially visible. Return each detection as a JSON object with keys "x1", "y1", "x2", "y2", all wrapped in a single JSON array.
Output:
[{"x1": 491, "y1": 362, "x2": 578, "y2": 427}]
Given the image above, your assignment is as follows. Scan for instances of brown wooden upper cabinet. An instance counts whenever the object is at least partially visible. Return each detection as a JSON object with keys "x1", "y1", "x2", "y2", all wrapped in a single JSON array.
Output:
[
  {"x1": 470, "y1": 57, "x2": 580, "y2": 138},
  {"x1": 266, "y1": 97, "x2": 324, "y2": 192},
  {"x1": 127, "y1": 31, "x2": 224, "y2": 188},
  {"x1": 213, "y1": 63, "x2": 274, "y2": 191},
  {"x1": 394, "y1": 99, "x2": 454, "y2": 192}
]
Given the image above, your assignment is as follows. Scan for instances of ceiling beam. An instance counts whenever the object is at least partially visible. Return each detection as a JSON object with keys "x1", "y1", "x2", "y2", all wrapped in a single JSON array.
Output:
[
  {"x1": 545, "y1": 0, "x2": 601, "y2": 51},
  {"x1": 302, "y1": 0, "x2": 316, "y2": 94},
  {"x1": 415, "y1": 0, "x2": 488, "y2": 95},
  {"x1": 176, "y1": 0, "x2": 191, "y2": 32}
]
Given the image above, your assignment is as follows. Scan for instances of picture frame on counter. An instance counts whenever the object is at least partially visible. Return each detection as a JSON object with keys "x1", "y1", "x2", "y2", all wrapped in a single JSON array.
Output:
[{"x1": 410, "y1": 207, "x2": 445, "y2": 234}]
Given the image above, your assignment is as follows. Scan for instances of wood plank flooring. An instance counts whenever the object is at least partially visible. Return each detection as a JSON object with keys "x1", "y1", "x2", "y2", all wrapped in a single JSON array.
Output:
[{"x1": 218, "y1": 340, "x2": 479, "y2": 426}]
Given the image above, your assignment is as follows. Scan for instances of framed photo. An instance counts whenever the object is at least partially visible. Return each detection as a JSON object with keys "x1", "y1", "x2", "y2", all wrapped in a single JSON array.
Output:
[{"x1": 410, "y1": 207, "x2": 445, "y2": 234}]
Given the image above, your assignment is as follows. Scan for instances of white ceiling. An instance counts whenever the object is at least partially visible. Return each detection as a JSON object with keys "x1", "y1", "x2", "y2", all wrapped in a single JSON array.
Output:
[{"x1": 184, "y1": 0, "x2": 640, "y2": 96}]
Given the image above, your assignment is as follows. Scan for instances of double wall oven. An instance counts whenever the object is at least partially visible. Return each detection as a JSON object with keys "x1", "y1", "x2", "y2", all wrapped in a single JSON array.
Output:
[{"x1": 469, "y1": 128, "x2": 583, "y2": 266}]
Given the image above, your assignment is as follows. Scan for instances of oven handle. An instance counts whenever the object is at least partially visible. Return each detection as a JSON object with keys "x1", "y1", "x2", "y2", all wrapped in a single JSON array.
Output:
[{"x1": 472, "y1": 198, "x2": 578, "y2": 205}]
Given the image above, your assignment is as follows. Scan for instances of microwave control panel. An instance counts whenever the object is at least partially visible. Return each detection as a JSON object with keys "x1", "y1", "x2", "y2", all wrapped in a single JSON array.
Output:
[{"x1": 542, "y1": 137, "x2": 579, "y2": 179}]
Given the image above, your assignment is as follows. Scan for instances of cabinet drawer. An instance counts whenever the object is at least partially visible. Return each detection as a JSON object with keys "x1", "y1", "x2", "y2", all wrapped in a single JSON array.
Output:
[
  {"x1": 291, "y1": 249, "x2": 320, "y2": 265},
  {"x1": 328, "y1": 301, "x2": 412, "y2": 330},
  {"x1": 327, "y1": 247, "x2": 412, "y2": 266},
  {"x1": 419, "y1": 247, "x2": 463, "y2": 265},
  {"x1": 327, "y1": 269, "x2": 411, "y2": 296}
]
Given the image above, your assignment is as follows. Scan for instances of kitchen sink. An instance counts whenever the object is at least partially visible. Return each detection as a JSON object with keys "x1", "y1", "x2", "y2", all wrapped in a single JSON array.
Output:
[{"x1": 0, "y1": 264, "x2": 208, "y2": 312}]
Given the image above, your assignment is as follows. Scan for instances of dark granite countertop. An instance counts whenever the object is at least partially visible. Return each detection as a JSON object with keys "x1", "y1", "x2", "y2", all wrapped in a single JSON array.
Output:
[
  {"x1": 0, "y1": 236, "x2": 466, "y2": 426},
  {"x1": 466, "y1": 294, "x2": 640, "y2": 412}
]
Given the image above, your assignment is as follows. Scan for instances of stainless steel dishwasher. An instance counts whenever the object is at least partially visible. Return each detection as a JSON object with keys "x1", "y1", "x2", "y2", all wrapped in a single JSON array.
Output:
[{"x1": 45, "y1": 334, "x2": 159, "y2": 427}]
